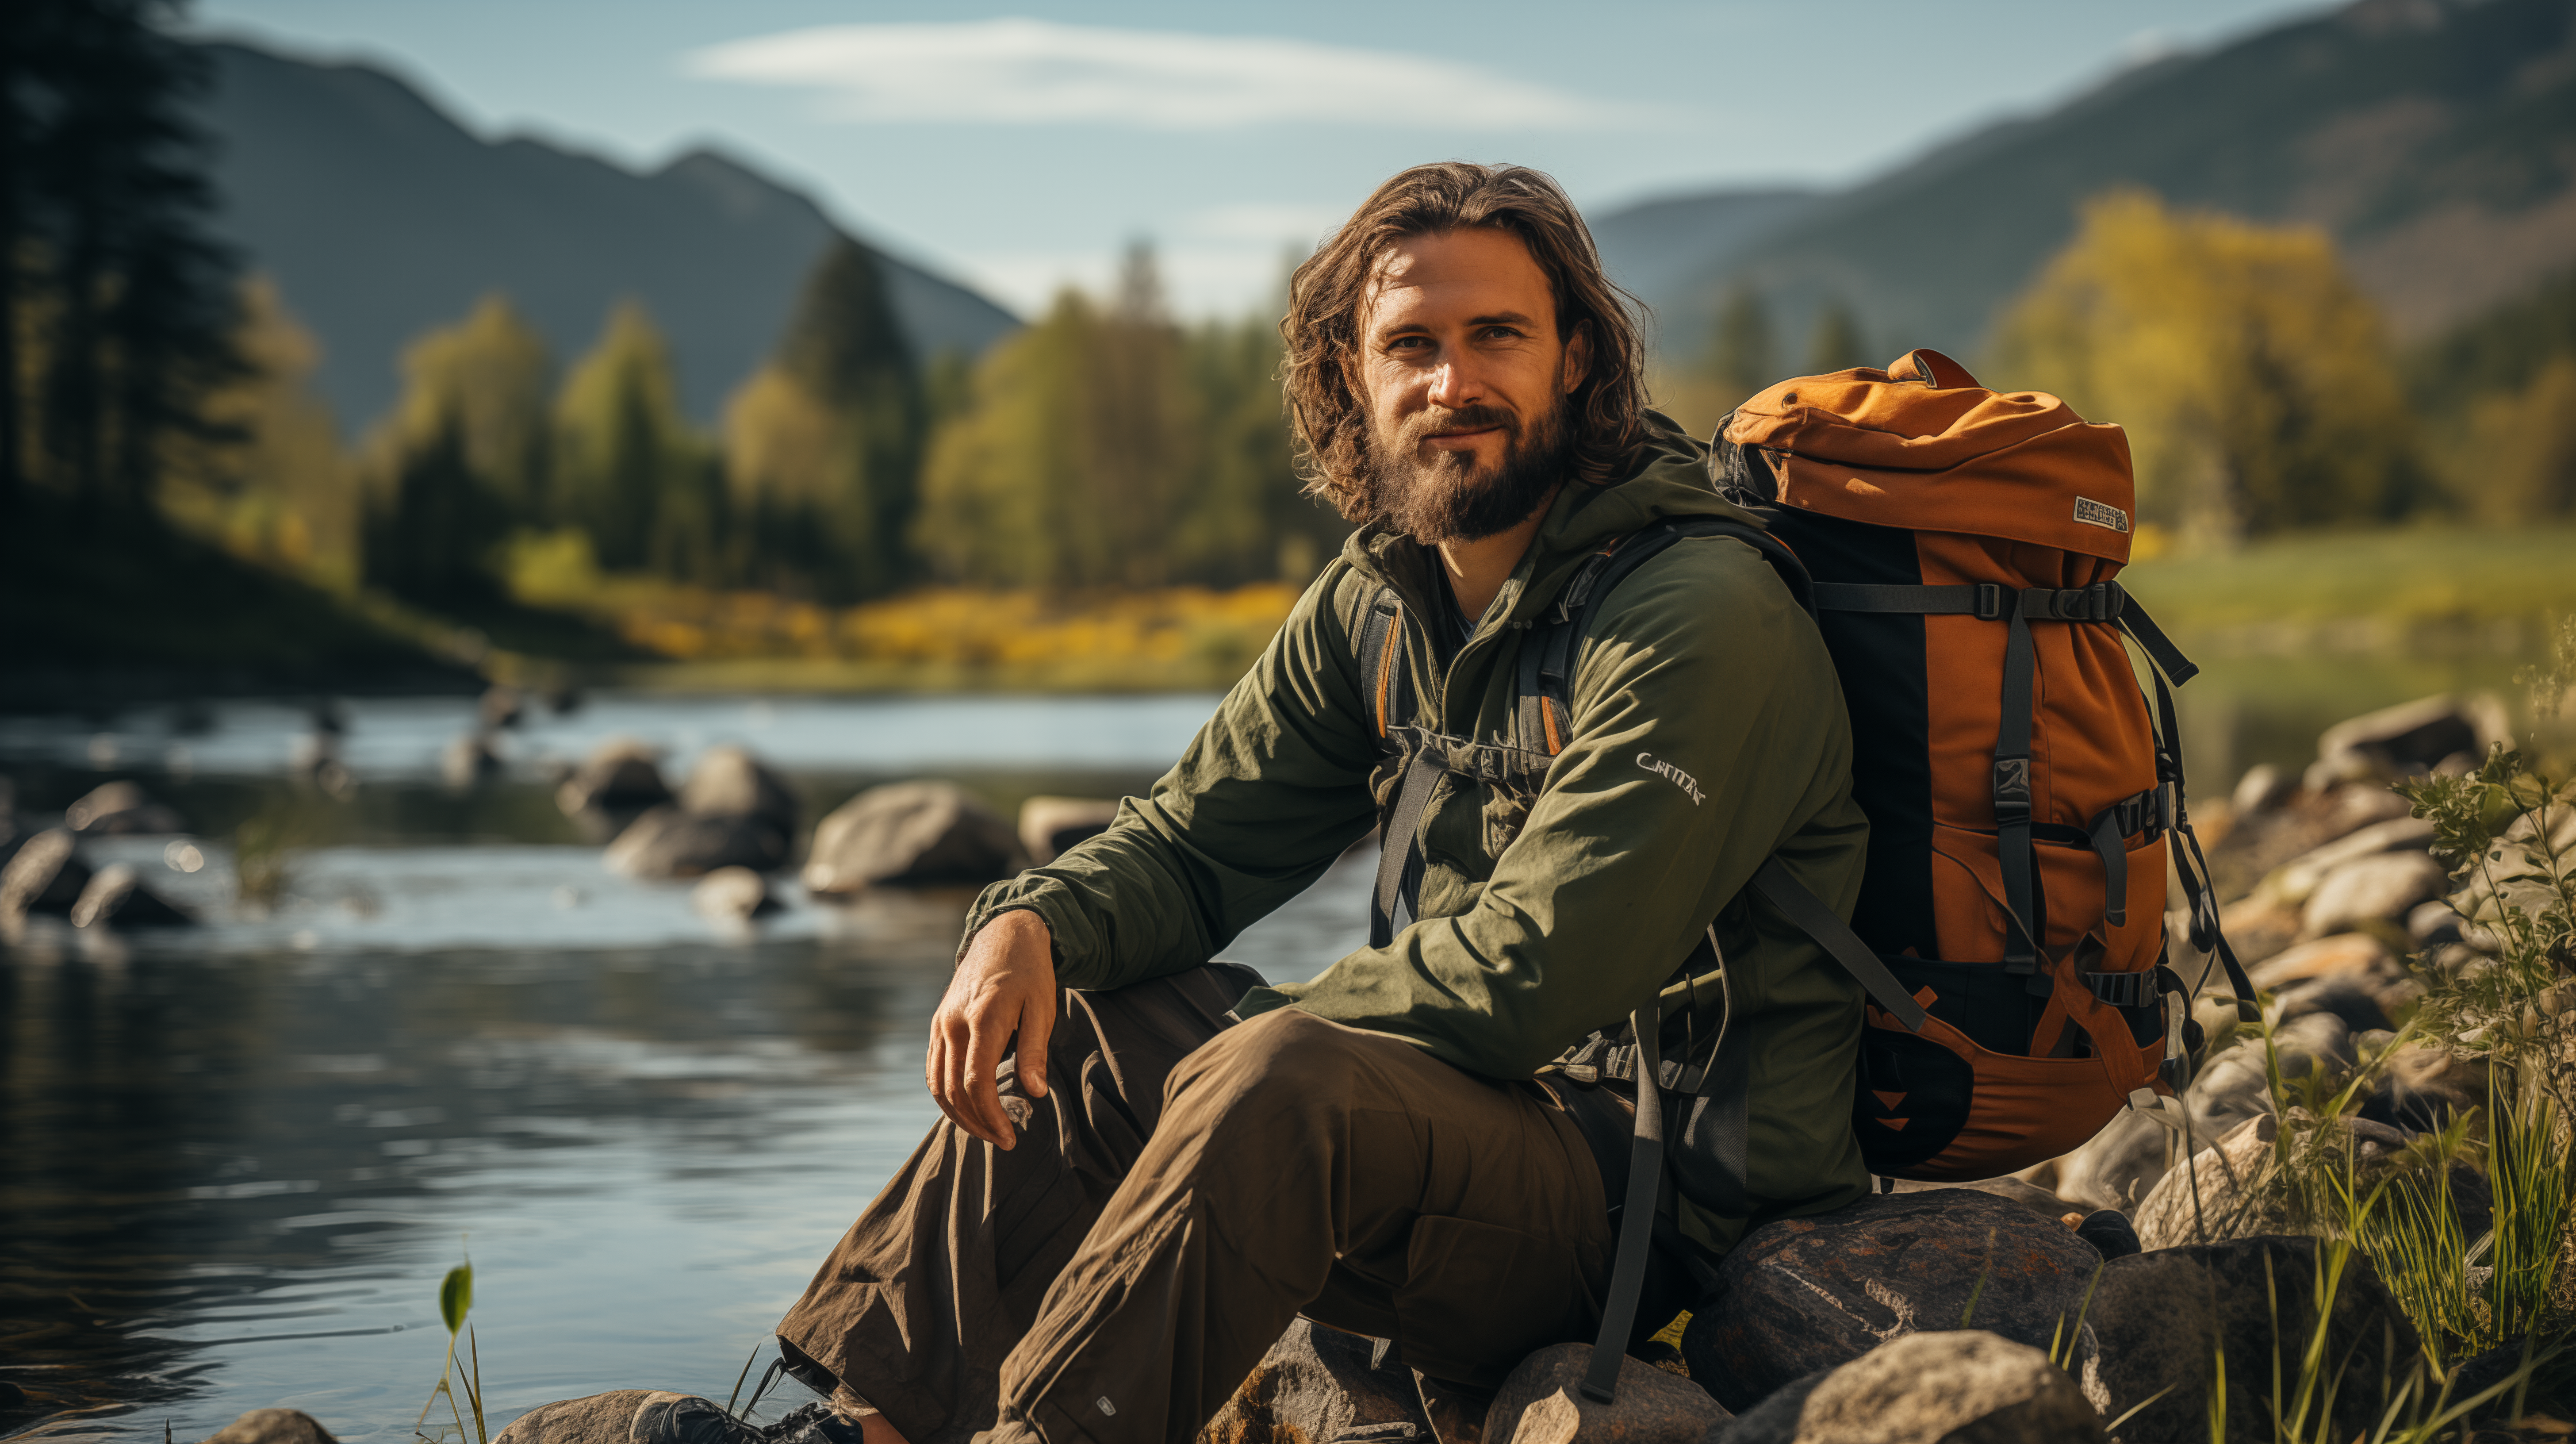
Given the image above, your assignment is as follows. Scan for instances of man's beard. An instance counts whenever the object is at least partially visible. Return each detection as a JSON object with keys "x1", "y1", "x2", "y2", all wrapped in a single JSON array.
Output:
[{"x1": 1362, "y1": 396, "x2": 1572, "y2": 545}]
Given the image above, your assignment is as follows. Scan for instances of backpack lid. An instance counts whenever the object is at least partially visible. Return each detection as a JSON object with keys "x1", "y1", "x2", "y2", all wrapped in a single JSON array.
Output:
[{"x1": 1721, "y1": 349, "x2": 2137, "y2": 565}]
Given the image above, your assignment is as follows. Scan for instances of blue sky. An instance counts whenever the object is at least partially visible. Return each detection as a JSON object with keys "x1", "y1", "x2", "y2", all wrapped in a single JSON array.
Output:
[{"x1": 188, "y1": 0, "x2": 2332, "y2": 319}]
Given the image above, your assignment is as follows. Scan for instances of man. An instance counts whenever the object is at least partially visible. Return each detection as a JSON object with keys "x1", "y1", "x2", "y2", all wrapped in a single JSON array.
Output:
[{"x1": 773, "y1": 162, "x2": 1870, "y2": 1444}]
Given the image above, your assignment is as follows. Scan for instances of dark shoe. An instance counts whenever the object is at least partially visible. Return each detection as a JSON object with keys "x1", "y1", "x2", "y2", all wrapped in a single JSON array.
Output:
[{"x1": 630, "y1": 1394, "x2": 763, "y2": 1444}]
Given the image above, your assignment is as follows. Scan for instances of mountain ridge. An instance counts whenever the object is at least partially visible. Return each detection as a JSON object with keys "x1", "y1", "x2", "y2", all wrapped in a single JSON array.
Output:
[
  {"x1": 194, "y1": 40, "x2": 1021, "y2": 432},
  {"x1": 1593, "y1": 0, "x2": 2576, "y2": 366}
]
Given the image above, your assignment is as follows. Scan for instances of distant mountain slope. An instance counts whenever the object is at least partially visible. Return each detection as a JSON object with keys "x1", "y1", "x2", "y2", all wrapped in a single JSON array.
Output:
[
  {"x1": 1587, "y1": 187, "x2": 1819, "y2": 352},
  {"x1": 1599, "y1": 0, "x2": 2576, "y2": 364},
  {"x1": 195, "y1": 41, "x2": 1020, "y2": 431}
]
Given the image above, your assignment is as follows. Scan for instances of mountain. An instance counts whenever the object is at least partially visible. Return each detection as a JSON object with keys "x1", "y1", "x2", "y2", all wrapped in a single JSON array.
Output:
[
  {"x1": 1596, "y1": 0, "x2": 2576, "y2": 365},
  {"x1": 193, "y1": 41, "x2": 1021, "y2": 431},
  {"x1": 1587, "y1": 187, "x2": 1820, "y2": 356}
]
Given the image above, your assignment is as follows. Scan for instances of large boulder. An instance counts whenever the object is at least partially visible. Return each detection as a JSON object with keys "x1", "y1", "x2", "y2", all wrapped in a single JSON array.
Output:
[
  {"x1": 2076, "y1": 1236, "x2": 2422, "y2": 1444},
  {"x1": 1019, "y1": 795, "x2": 1121, "y2": 866},
  {"x1": 804, "y1": 781, "x2": 1027, "y2": 897},
  {"x1": 678, "y1": 745, "x2": 799, "y2": 833},
  {"x1": 201, "y1": 1410, "x2": 337, "y2": 1444},
  {"x1": 1679, "y1": 1189, "x2": 2101, "y2": 1413},
  {"x1": 605, "y1": 806, "x2": 790, "y2": 878},
  {"x1": 2300, "y1": 852, "x2": 2448, "y2": 939},
  {"x1": 0, "y1": 828, "x2": 91, "y2": 915},
  {"x1": 69, "y1": 863, "x2": 195, "y2": 929},
  {"x1": 1480, "y1": 1343, "x2": 1726, "y2": 1444},
  {"x1": 491, "y1": 1391, "x2": 654, "y2": 1444},
  {"x1": 554, "y1": 738, "x2": 674, "y2": 819},
  {"x1": 1716, "y1": 1332, "x2": 2100, "y2": 1444},
  {"x1": 1200, "y1": 1320, "x2": 1433, "y2": 1444},
  {"x1": 65, "y1": 780, "x2": 185, "y2": 834}
]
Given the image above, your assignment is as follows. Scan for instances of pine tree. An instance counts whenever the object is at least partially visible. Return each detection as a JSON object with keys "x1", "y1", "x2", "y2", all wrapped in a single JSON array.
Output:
[
  {"x1": 1804, "y1": 300, "x2": 1869, "y2": 375},
  {"x1": 12, "y1": 0, "x2": 246, "y2": 535},
  {"x1": 1706, "y1": 284, "x2": 1779, "y2": 411},
  {"x1": 722, "y1": 237, "x2": 922, "y2": 599}
]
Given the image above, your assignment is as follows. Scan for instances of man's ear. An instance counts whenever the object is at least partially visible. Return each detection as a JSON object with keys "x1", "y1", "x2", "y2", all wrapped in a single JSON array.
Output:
[{"x1": 1561, "y1": 320, "x2": 1592, "y2": 395}]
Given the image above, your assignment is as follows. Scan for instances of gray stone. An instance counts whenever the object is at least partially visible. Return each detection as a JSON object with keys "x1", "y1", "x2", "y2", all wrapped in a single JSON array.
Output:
[
  {"x1": 678, "y1": 746, "x2": 800, "y2": 833},
  {"x1": 492, "y1": 1390, "x2": 657, "y2": 1444},
  {"x1": 1680, "y1": 1189, "x2": 2102, "y2": 1414},
  {"x1": 443, "y1": 732, "x2": 503, "y2": 789},
  {"x1": 2246, "y1": 933, "x2": 2400, "y2": 994},
  {"x1": 479, "y1": 685, "x2": 528, "y2": 730},
  {"x1": 556, "y1": 739, "x2": 675, "y2": 819},
  {"x1": 0, "y1": 828, "x2": 90, "y2": 915},
  {"x1": 2301, "y1": 851, "x2": 2447, "y2": 938},
  {"x1": 2273, "y1": 975, "x2": 2391, "y2": 1033},
  {"x1": 2077, "y1": 1236, "x2": 2422, "y2": 1444},
  {"x1": 804, "y1": 781, "x2": 1027, "y2": 897},
  {"x1": 692, "y1": 866, "x2": 779, "y2": 922},
  {"x1": 2057, "y1": 1018, "x2": 2353, "y2": 1214},
  {"x1": 1886, "y1": 1174, "x2": 2068, "y2": 1218},
  {"x1": 1481, "y1": 1343, "x2": 1726, "y2": 1444},
  {"x1": 2407, "y1": 900, "x2": 2465, "y2": 946},
  {"x1": 65, "y1": 780, "x2": 185, "y2": 834},
  {"x1": 1717, "y1": 1331, "x2": 2101, "y2": 1444},
  {"x1": 2258, "y1": 817, "x2": 2436, "y2": 906},
  {"x1": 605, "y1": 806, "x2": 789, "y2": 878},
  {"x1": 1019, "y1": 795, "x2": 1121, "y2": 866},
  {"x1": 2314, "y1": 694, "x2": 2507, "y2": 780},
  {"x1": 2230, "y1": 763, "x2": 2298, "y2": 815},
  {"x1": 201, "y1": 1409, "x2": 338, "y2": 1444},
  {"x1": 1201, "y1": 1320, "x2": 1433, "y2": 1444},
  {"x1": 69, "y1": 863, "x2": 195, "y2": 929}
]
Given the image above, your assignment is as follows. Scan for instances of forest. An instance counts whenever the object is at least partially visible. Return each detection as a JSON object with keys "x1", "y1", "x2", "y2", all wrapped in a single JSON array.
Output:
[{"x1": 7, "y1": 0, "x2": 2576, "y2": 691}]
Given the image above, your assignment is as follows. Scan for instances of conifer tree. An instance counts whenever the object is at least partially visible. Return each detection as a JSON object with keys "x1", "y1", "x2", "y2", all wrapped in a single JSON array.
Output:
[
  {"x1": 1804, "y1": 300, "x2": 1869, "y2": 375},
  {"x1": 1706, "y1": 284, "x2": 1779, "y2": 410},
  {"x1": 723, "y1": 237, "x2": 922, "y2": 599},
  {"x1": 3, "y1": 0, "x2": 245, "y2": 535}
]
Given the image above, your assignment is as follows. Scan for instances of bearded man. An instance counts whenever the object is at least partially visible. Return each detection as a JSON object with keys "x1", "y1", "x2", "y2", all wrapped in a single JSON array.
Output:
[{"x1": 769, "y1": 162, "x2": 1870, "y2": 1444}]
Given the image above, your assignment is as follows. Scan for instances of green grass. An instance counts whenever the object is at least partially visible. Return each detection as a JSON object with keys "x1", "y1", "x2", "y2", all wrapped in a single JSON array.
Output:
[{"x1": 2122, "y1": 522, "x2": 2576, "y2": 650}]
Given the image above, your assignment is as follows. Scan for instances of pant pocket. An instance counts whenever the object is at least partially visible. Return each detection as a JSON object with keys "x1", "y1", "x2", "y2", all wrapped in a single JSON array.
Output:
[{"x1": 1392, "y1": 1215, "x2": 1577, "y2": 1386}]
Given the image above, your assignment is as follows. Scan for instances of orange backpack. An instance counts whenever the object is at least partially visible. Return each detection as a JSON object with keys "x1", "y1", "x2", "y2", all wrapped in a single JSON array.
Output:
[{"x1": 1714, "y1": 349, "x2": 2252, "y2": 1180}]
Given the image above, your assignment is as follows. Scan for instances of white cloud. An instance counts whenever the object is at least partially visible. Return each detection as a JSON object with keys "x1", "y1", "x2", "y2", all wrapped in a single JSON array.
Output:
[{"x1": 687, "y1": 18, "x2": 1639, "y2": 131}]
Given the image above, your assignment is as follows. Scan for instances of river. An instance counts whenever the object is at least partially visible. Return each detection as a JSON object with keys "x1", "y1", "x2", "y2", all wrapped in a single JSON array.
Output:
[{"x1": 0, "y1": 669, "x2": 2522, "y2": 1441}]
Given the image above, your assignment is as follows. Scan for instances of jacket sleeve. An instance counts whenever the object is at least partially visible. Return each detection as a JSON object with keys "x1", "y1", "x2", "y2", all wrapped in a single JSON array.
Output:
[
  {"x1": 1234, "y1": 536, "x2": 1860, "y2": 1079},
  {"x1": 958, "y1": 565, "x2": 1384, "y2": 991}
]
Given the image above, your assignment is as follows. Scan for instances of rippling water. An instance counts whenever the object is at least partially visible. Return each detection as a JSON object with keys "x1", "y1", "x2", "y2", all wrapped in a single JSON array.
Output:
[{"x1": 0, "y1": 693, "x2": 1369, "y2": 1444}]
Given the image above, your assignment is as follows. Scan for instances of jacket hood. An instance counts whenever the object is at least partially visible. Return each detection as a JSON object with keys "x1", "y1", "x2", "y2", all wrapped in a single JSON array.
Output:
[{"x1": 1339, "y1": 409, "x2": 1763, "y2": 627}]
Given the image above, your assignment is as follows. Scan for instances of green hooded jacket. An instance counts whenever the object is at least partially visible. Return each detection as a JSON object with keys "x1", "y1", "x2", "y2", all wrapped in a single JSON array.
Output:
[{"x1": 963, "y1": 414, "x2": 1872, "y2": 1238}]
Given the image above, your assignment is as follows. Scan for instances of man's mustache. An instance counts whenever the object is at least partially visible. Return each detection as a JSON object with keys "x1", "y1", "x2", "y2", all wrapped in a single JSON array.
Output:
[{"x1": 1401, "y1": 403, "x2": 1520, "y2": 445}]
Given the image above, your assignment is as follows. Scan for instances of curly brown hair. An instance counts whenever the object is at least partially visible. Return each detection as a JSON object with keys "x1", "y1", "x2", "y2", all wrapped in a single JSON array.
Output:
[{"x1": 1280, "y1": 162, "x2": 1648, "y2": 522}]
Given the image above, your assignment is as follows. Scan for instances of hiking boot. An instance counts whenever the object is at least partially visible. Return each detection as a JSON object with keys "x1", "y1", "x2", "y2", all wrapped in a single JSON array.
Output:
[{"x1": 629, "y1": 1394, "x2": 764, "y2": 1444}]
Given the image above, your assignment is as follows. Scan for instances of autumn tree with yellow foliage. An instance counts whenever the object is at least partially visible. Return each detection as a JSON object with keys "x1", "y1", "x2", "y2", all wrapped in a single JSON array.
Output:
[
  {"x1": 1988, "y1": 189, "x2": 2419, "y2": 547},
  {"x1": 165, "y1": 277, "x2": 355, "y2": 585}
]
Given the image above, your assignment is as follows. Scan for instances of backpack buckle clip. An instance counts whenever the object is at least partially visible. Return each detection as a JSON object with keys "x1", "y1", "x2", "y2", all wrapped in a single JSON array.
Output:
[{"x1": 1973, "y1": 584, "x2": 2005, "y2": 621}]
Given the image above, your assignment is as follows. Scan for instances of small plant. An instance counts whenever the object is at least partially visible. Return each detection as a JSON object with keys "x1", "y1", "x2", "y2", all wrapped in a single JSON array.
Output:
[{"x1": 415, "y1": 1248, "x2": 487, "y2": 1444}]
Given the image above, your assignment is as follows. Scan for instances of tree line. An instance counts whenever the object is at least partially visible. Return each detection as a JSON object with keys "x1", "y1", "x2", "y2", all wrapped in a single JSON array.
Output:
[{"x1": 1677, "y1": 190, "x2": 2576, "y2": 547}]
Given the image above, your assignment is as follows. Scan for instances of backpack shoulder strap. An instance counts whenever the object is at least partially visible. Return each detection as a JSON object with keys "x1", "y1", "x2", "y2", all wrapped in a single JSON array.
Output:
[
  {"x1": 1516, "y1": 517, "x2": 1814, "y2": 758},
  {"x1": 1353, "y1": 585, "x2": 1411, "y2": 742}
]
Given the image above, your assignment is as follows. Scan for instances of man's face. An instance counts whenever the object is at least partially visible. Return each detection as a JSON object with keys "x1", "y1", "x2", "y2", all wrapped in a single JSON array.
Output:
[{"x1": 1355, "y1": 227, "x2": 1590, "y2": 545}]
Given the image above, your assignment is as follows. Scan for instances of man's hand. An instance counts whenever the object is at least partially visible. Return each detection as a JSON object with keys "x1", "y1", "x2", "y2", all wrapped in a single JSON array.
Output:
[{"x1": 928, "y1": 908, "x2": 1057, "y2": 1149}]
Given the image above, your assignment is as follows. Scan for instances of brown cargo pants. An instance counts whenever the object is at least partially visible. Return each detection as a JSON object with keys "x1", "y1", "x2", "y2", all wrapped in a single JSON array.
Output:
[{"x1": 773, "y1": 962, "x2": 1612, "y2": 1444}]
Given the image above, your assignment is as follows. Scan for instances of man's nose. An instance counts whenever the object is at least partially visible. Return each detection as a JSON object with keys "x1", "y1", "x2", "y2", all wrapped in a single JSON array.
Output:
[{"x1": 1427, "y1": 356, "x2": 1484, "y2": 410}]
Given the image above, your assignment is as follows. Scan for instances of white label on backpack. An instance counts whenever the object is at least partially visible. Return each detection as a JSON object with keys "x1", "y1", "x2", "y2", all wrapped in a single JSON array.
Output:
[{"x1": 2074, "y1": 496, "x2": 2131, "y2": 533}]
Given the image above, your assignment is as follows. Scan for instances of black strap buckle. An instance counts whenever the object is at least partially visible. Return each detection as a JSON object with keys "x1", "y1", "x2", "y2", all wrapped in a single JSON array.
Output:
[
  {"x1": 1974, "y1": 583, "x2": 2005, "y2": 621},
  {"x1": 2083, "y1": 970, "x2": 2157, "y2": 1009},
  {"x1": 1992, "y1": 756, "x2": 2032, "y2": 824}
]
